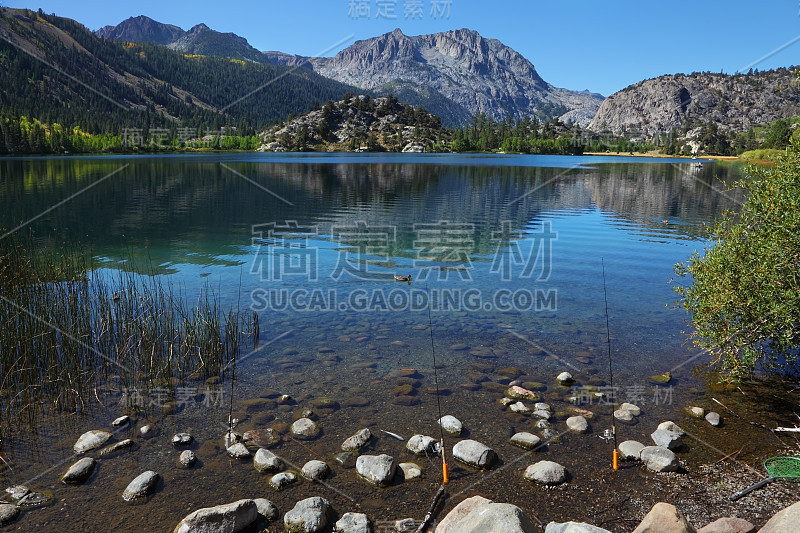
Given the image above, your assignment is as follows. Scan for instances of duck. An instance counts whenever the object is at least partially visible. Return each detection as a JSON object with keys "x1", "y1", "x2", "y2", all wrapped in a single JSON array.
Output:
[{"x1": 394, "y1": 274, "x2": 412, "y2": 282}]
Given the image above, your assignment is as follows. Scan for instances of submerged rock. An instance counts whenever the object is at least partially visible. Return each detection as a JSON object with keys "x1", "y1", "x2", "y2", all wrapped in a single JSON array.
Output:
[
  {"x1": 399, "y1": 462, "x2": 422, "y2": 480},
  {"x1": 174, "y1": 498, "x2": 258, "y2": 533},
  {"x1": 284, "y1": 496, "x2": 330, "y2": 533},
  {"x1": 73, "y1": 430, "x2": 112, "y2": 454},
  {"x1": 112, "y1": 415, "x2": 131, "y2": 427},
  {"x1": 172, "y1": 433, "x2": 193, "y2": 447},
  {"x1": 335, "y1": 512, "x2": 371, "y2": 533},
  {"x1": 302, "y1": 460, "x2": 330, "y2": 481},
  {"x1": 227, "y1": 443, "x2": 251, "y2": 459},
  {"x1": 100, "y1": 439, "x2": 134, "y2": 456},
  {"x1": 444, "y1": 502, "x2": 537, "y2": 532},
  {"x1": 619, "y1": 402, "x2": 641, "y2": 416},
  {"x1": 178, "y1": 450, "x2": 196, "y2": 468},
  {"x1": 452, "y1": 440, "x2": 497, "y2": 469},
  {"x1": 705, "y1": 412, "x2": 722, "y2": 427},
  {"x1": 254, "y1": 448, "x2": 284, "y2": 473},
  {"x1": 556, "y1": 372, "x2": 575, "y2": 386},
  {"x1": 291, "y1": 418, "x2": 320, "y2": 440},
  {"x1": 61, "y1": 457, "x2": 96, "y2": 485},
  {"x1": 243, "y1": 428, "x2": 280, "y2": 448},
  {"x1": 356, "y1": 454, "x2": 396, "y2": 486},
  {"x1": 566, "y1": 416, "x2": 589, "y2": 433},
  {"x1": 406, "y1": 434, "x2": 438, "y2": 455},
  {"x1": 341, "y1": 428, "x2": 371, "y2": 451},
  {"x1": 438, "y1": 415, "x2": 463, "y2": 436},
  {"x1": 269, "y1": 472, "x2": 297, "y2": 490},
  {"x1": 122, "y1": 470, "x2": 159, "y2": 501},
  {"x1": 506, "y1": 385, "x2": 539, "y2": 401},
  {"x1": 510, "y1": 432, "x2": 542, "y2": 451}
]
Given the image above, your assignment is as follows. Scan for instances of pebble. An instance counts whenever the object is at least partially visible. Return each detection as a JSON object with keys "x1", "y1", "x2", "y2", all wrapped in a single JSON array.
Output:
[
  {"x1": 302, "y1": 460, "x2": 330, "y2": 481},
  {"x1": 499, "y1": 397, "x2": 514, "y2": 407},
  {"x1": 506, "y1": 385, "x2": 539, "y2": 401},
  {"x1": 618, "y1": 440, "x2": 645, "y2": 461},
  {"x1": 510, "y1": 432, "x2": 542, "y2": 451},
  {"x1": 705, "y1": 412, "x2": 722, "y2": 427},
  {"x1": 269, "y1": 472, "x2": 297, "y2": 490},
  {"x1": 291, "y1": 418, "x2": 320, "y2": 440},
  {"x1": 524, "y1": 460, "x2": 568, "y2": 485},
  {"x1": 452, "y1": 439, "x2": 497, "y2": 469},
  {"x1": 61, "y1": 457, "x2": 96, "y2": 485},
  {"x1": 556, "y1": 372, "x2": 575, "y2": 385},
  {"x1": 73, "y1": 430, "x2": 112, "y2": 454},
  {"x1": 139, "y1": 425, "x2": 153, "y2": 437},
  {"x1": 172, "y1": 433, "x2": 193, "y2": 447},
  {"x1": 688, "y1": 406, "x2": 705, "y2": 418},
  {"x1": 122, "y1": 470, "x2": 159, "y2": 501},
  {"x1": 399, "y1": 462, "x2": 422, "y2": 480},
  {"x1": 438, "y1": 415, "x2": 463, "y2": 436},
  {"x1": 566, "y1": 415, "x2": 589, "y2": 433},
  {"x1": 254, "y1": 448, "x2": 284, "y2": 473},
  {"x1": 178, "y1": 450, "x2": 196, "y2": 468}
]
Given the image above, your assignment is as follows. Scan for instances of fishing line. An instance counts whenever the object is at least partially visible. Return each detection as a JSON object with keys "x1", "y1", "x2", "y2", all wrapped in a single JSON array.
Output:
[{"x1": 601, "y1": 258, "x2": 619, "y2": 470}]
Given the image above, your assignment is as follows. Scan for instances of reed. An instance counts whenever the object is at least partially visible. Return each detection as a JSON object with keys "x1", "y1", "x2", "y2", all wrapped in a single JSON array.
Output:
[{"x1": 0, "y1": 232, "x2": 257, "y2": 431}]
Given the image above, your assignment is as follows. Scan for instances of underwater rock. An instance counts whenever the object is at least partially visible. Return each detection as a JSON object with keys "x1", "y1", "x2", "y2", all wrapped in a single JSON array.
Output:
[
  {"x1": 614, "y1": 409, "x2": 634, "y2": 423},
  {"x1": 243, "y1": 428, "x2": 280, "y2": 448},
  {"x1": 302, "y1": 460, "x2": 330, "y2": 481},
  {"x1": 112, "y1": 415, "x2": 131, "y2": 427},
  {"x1": 291, "y1": 418, "x2": 320, "y2": 440},
  {"x1": 254, "y1": 448, "x2": 284, "y2": 473},
  {"x1": 73, "y1": 430, "x2": 112, "y2": 454},
  {"x1": 178, "y1": 450, "x2": 196, "y2": 468},
  {"x1": 406, "y1": 434, "x2": 437, "y2": 455},
  {"x1": 438, "y1": 415, "x2": 462, "y2": 436},
  {"x1": 269, "y1": 472, "x2": 297, "y2": 490},
  {"x1": 100, "y1": 439, "x2": 134, "y2": 456},
  {"x1": 122, "y1": 470, "x2": 159, "y2": 501},
  {"x1": 452, "y1": 440, "x2": 497, "y2": 469},
  {"x1": 341, "y1": 428, "x2": 372, "y2": 451},
  {"x1": 566, "y1": 416, "x2": 589, "y2": 433},
  {"x1": 227, "y1": 443, "x2": 251, "y2": 459},
  {"x1": 619, "y1": 402, "x2": 641, "y2": 416},
  {"x1": 172, "y1": 433, "x2": 193, "y2": 447},
  {"x1": 510, "y1": 432, "x2": 542, "y2": 451},
  {"x1": 355, "y1": 454, "x2": 396, "y2": 486},
  {"x1": 705, "y1": 412, "x2": 722, "y2": 427},
  {"x1": 556, "y1": 372, "x2": 575, "y2": 386},
  {"x1": 524, "y1": 460, "x2": 568, "y2": 485},
  {"x1": 399, "y1": 462, "x2": 422, "y2": 480},
  {"x1": 0, "y1": 504, "x2": 20, "y2": 526},
  {"x1": 61, "y1": 457, "x2": 96, "y2": 485}
]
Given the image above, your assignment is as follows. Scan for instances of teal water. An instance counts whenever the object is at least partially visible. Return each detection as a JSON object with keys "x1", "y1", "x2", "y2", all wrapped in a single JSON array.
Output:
[{"x1": 0, "y1": 154, "x2": 749, "y2": 531}]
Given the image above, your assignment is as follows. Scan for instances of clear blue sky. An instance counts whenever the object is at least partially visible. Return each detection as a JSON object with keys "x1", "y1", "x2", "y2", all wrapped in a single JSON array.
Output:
[{"x1": 9, "y1": 0, "x2": 800, "y2": 96}]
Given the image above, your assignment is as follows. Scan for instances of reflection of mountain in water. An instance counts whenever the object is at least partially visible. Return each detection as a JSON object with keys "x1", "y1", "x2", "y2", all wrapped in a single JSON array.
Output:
[{"x1": 0, "y1": 157, "x2": 745, "y2": 271}]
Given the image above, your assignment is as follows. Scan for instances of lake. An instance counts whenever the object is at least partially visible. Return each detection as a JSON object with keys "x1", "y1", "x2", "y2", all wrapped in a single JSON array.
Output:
[{"x1": 0, "y1": 153, "x2": 752, "y2": 531}]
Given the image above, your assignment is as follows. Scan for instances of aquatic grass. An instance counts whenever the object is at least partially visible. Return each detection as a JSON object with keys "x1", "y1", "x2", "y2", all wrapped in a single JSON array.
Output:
[{"x1": 0, "y1": 232, "x2": 257, "y2": 431}]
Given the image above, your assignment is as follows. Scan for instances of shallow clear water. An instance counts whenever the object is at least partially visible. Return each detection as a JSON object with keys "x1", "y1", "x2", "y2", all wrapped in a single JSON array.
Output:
[{"x1": 0, "y1": 154, "x2": 754, "y2": 531}]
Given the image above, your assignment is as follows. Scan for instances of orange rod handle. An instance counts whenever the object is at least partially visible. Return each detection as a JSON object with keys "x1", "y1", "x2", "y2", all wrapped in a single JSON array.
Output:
[
  {"x1": 612, "y1": 449, "x2": 619, "y2": 471},
  {"x1": 442, "y1": 462, "x2": 449, "y2": 484}
]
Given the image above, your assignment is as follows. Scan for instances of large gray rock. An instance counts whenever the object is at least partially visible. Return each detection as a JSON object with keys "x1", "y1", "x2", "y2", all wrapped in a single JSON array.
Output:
[
  {"x1": 122, "y1": 470, "x2": 159, "y2": 501},
  {"x1": 438, "y1": 415, "x2": 462, "y2": 436},
  {"x1": 226, "y1": 443, "x2": 251, "y2": 459},
  {"x1": 0, "y1": 504, "x2": 20, "y2": 526},
  {"x1": 61, "y1": 457, "x2": 96, "y2": 484},
  {"x1": 545, "y1": 522, "x2": 613, "y2": 533},
  {"x1": 253, "y1": 448, "x2": 283, "y2": 473},
  {"x1": 283, "y1": 497, "x2": 330, "y2": 533},
  {"x1": 566, "y1": 416, "x2": 589, "y2": 433},
  {"x1": 657, "y1": 421, "x2": 685, "y2": 436},
  {"x1": 452, "y1": 440, "x2": 497, "y2": 469},
  {"x1": 269, "y1": 472, "x2": 297, "y2": 490},
  {"x1": 334, "y1": 512, "x2": 371, "y2": 533},
  {"x1": 632, "y1": 502, "x2": 695, "y2": 533},
  {"x1": 435, "y1": 496, "x2": 492, "y2": 533},
  {"x1": 640, "y1": 446, "x2": 679, "y2": 472},
  {"x1": 341, "y1": 428, "x2": 371, "y2": 451},
  {"x1": 173, "y1": 499, "x2": 258, "y2": 533},
  {"x1": 697, "y1": 517, "x2": 754, "y2": 533},
  {"x1": 524, "y1": 460, "x2": 568, "y2": 485},
  {"x1": 510, "y1": 432, "x2": 542, "y2": 451},
  {"x1": 651, "y1": 429, "x2": 683, "y2": 450},
  {"x1": 444, "y1": 502, "x2": 536, "y2": 533},
  {"x1": 758, "y1": 500, "x2": 800, "y2": 533},
  {"x1": 291, "y1": 418, "x2": 320, "y2": 440},
  {"x1": 355, "y1": 454, "x2": 396, "y2": 486},
  {"x1": 618, "y1": 440, "x2": 645, "y2": 461},
  {"x1": 253, "y1": 499, "x2": 278, "y2": 521},
  {"x1": 302, "y1": 460, "x2": 330, "y2": 481},
  {"x1": 73, "y1": 430, "x2": 112, "y2": 454},
  {"x1": 407, "y1": 434, "x2": 438, "y2": 455}
]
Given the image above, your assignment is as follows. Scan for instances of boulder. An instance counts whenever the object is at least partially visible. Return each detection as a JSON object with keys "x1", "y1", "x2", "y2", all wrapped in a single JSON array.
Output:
[
  {"x1": 73, "y1": 430, "x2": 112, "y2": 454},
  {"x1": 510, "y1": 432, "x2": 542, "y2": 451},
  {"x1": 407, "y1": 434, "x2": 438, "y2": 455},
  {"x1": 524, "y1": 460, "x2": 568, "y2": 485},
  {"x1": 442, "y1": 502, "x2": 537, "y2": 533},
  {"x1": 61, "y1": 457, "x2": 96, "y2": 484},
  {"x1": 355, "y1": 454, "x2": 396, "y2": 486},
  {"x1": 632, "y1": 502, "x2": 695, "y2": 533},
  {"x1": 283, "y1": 497, "x2": 330, "y2": 533},
  {"x1": 452, "y1": 440, "x2": 497, "y2": 469},
  {"x1": 341, "y1": 428, "x2": 372, "y2": 451},
  {"x1": 640, "y1": 446, "x2": 679, "y2": 472},
  {"x1": 122, "y1": 470, "x2": 159, "y2": 501},
  {"x1": 697, "y1": 517, "x2": 754, "y2": 533},
  {"x1": 254, "y1": 448, "x2": 283, "y2": 473},
  {"x1": 566, "y1": 416, "x2": 589, "y2": 433},
  {"x1": 334, "y1": 512, "x2": 371, "y2": 533},
  {"x1": 545, "y1": 523, "x2": 613, "y2": 533},
  {"x1": 758, "y1": 500, "x2": 800, "y2": 533},
  {"x1": 650, "y1": 429, "x2": 683, "y2": 450},
  {"x1": 618, "y1": 440, "x2": 645, "y2": 461},
  {"x1": 173, "y1": 499, "x2": 258, "y2": 533},
  {"x1": 435, "y1": 496, "x2": 492, "y2": 533}
]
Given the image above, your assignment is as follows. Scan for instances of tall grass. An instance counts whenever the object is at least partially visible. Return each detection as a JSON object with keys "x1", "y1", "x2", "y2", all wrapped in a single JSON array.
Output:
[{"x1": 0, "y1": 232, "x2": 257, "y2": 429}]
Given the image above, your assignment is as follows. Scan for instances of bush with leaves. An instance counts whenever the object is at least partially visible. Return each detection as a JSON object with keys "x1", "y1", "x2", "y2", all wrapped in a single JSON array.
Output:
[{"x1": 673, "y1": 146, "x2": 800, "y2": 380}]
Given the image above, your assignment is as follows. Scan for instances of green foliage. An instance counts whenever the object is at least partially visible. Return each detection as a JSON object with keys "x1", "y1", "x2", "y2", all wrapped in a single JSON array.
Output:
[
  {"x1": 673, "y1": 147, "x2": 800, "y2": 379},
  {"x1": 762, "y1": 119, "x2": 791, "y2": 150}
]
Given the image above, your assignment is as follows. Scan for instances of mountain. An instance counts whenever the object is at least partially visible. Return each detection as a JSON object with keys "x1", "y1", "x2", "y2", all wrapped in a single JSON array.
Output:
[
  {"x1": 305, "y1": 29, "x2": 605, "y2": 126},
  {"x1": 95, "y1": 15, "x2": 184, "y2": 45},
  {"x1": 589, "y1": 68, "x2": 800, "y2": 139},
  {"x1": 166, "y1": 23, "x2": 267, "y2": 63},
  {"x1": 0, "y1": 8, "x2": 355, "y2": 133}
]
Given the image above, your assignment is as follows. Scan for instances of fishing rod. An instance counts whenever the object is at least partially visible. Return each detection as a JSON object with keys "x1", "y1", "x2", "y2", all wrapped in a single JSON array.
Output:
[
  {"x1": 415, "y1": 280, "x2": 448, "y2": 533},
  {"x1": 601, "y1": 258, "x2": 619, "y2": 471}
]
